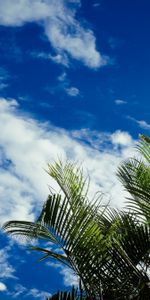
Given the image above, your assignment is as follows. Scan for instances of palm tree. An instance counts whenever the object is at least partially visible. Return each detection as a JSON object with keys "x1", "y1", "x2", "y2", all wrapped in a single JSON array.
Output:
[{"x1": 2, "y1": 136, "x2": 150, "y2": 299}]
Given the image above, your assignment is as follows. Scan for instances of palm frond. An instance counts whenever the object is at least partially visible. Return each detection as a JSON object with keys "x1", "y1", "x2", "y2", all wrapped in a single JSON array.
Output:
[
  {"x1": 28, "y1": 246, "x2": 71, "y2": 267},
  {"x1": 2, "y1": 220, "x2": 57, "y2": 243},
  {"x1": 47, "y1": 160, "x2": 90, "y2": 208}
]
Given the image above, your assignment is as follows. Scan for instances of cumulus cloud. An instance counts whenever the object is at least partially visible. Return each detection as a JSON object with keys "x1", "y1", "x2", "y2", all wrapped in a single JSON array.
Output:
[
  {"x1": 0, "y1": 98, "x2": 136, "y2": 228},
  {"x1": 0, "y1": 282, "x2": 7, "y2": 292},
  {"x1": 0, "y1": 0, "x2": 106, "y2": 68},
  {"x1": 111, "y1": 130, "x2": 133, "y2": 146}
]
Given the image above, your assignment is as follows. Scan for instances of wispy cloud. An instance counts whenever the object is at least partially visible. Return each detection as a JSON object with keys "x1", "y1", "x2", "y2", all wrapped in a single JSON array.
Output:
[
  {"x1": 137, "y1": 120, "x2": 150, "y2": 130},
  {"x1": 93, "y1": 2, "x2": 101, "y2": 8},
  {"x1": 31, "y1": 52, "x2": 69, "y2": 67},
  {"x1": 0, "y1": 238, "x2": 50, "y2": 298},
  {"x1": 115, "y1": 99, "x2": 127, "y2": 105},
  {"x1": 108, "y1": 37, "x2": 124, "y2": 50},
  {"x1": 0, "y1": 247, "x2": 16, "y2": 279},
  {"x1": 7, "y1": 283, "x2": 51, "y2": 299},
  {"x1": 65, "y1": 87, "x2": 80, "y2": 97},
  {"x1": 26, "y1": 288, "x2": 51, "y2": 299},
  {"x1": 128, "y1": 116, "x2": 150, "y2": 130},
  {"x1": 0, "y1": 67, "x2": 9, "y2": 91},
  {"x1": 0, "y1": 0, "x2": 107, "y2": 68},
  {"x1": 48, "y1": 71, "x2": 81, "y2": 97}
]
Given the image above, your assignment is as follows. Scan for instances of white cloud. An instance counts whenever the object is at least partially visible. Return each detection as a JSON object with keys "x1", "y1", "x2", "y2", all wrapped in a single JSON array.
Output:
[
  {"x1": 0, "y1": 282, "x2": 7, "y2": 291},
  {"x1": 65, "y1": 87, "x2": 80, "y2": 97},
  {"x1": 53, "y1": 71, "x2": 81, "y2": 97},
  {"x1": 72, "y1": 128, "x2": 133, "y2": 150},
  {"x1": 8, "y1": 283, "x2": 51, "y2": 299},
  {"x1": 137, "y1": 120, "x2": 150, "y2": 130},
  {"x1": 93, "y1": 3, "x2": 101, "y2": 8},
  {"x1": 11, "y1": 284, "x2": 27, "y2": 298},
  {"x1": 46, "y1": 262, "x2": 78, "y2": 287},
  {"x1": 44, "y1": 16, "x2": 105, "y2": 69},
  {"x1": 111, "y1": 130, "x2": 133, "y2": 146},
  {"x1": 0, "y1": 98, "x2": 138, "y2": 292},
  {"x1": 31, "y1": 52, "x2": 69, "y2": 67},
  {"x1": 0, "y1": 0, "x2": 106, "y2": 68},
  {"x1": 58, "y1": 72, "x2": 67, "y2": 82},
  {"x1": 26, "y1": 287, "x2": 51, "y2": 299},
  {"x1": 0, "y1": 67, "x2": 9, "y2": 91},
  {"x1": 0, "y1": 0, "x2": 51, "y2": 26},
  {"x1": 0, "y1": 98, "x2": 136, "y2": 229},
  {"x1": 60, "y1": 267, "x2": 79, "y2": 287},
  {"x1": 128, "y1": 116, "x2": 150, "y2": 130},
  {"x1": 0, "y1": 243, "x2": 50, "y2": 298},
  {"x1": 0, "y1": 248, "x2": 16, "y2": 279},
  {"x1": 115, "y1": 99, "x2": 127, "y2": 105}
]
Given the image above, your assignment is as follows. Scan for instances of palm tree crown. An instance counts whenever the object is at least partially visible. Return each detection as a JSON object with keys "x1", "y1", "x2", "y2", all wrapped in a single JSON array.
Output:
[{"x1": 3, "y1": 136, "x2": 150, "y2": 300}]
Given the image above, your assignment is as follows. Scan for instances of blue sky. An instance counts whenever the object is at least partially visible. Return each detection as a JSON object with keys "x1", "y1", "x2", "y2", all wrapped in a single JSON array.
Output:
[{"x1": 0, "y1": 0, "x2": 150, "y2": 299}]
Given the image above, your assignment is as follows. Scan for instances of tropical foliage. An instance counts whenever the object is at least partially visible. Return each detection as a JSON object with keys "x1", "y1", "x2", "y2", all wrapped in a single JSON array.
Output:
[{"x1": 3, "y1": 135, "x2": 150, "y2": 300}]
